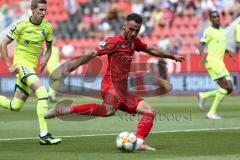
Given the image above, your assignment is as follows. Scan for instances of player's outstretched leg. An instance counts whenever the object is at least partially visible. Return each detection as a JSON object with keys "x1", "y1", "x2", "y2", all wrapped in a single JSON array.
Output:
[
  {"x1": 135, "y1": 100, "x2": 156, "y2": 151},
  {"x1": 44, "y1": 99, "x2": 73, "y2": 119},
  {"x1": 45, "y1": 100, "x2": 115, "y2": 119}
]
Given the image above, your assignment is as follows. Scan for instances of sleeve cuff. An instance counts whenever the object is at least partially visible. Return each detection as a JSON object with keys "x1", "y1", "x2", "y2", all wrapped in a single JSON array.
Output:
[
  {"x1": 45, "y1": 39, "x2": 52, "y2": 43},
  {"x1": 7, "y1": 35, "x2": 14, "y2": 40}
]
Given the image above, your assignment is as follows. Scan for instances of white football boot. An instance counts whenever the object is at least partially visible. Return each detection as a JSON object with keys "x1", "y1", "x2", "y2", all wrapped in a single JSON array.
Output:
[
  {"x1": 135, "y1": 138, "x2": 156, "y2": 151},
  {"x1": 206, "y1": 113, "x2": 223, "y2": 120}
]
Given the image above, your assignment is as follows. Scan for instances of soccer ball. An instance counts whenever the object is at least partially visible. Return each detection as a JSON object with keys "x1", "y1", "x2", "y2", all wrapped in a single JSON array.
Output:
[{"x1": 116, "y1": 132, "x2": 137, "y2": 152}]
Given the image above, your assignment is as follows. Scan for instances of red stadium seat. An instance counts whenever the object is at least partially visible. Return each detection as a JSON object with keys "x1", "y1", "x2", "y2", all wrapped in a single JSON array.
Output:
[
  {"x1": 77, "y1": 39, "x2": 87, "y2": 48},
  {"x1": 189, "y1": 17, "x2": 200, "y2": 27},
  {"x1": 153, "y1": 27, "x2": 163, "y2": 38},
  {"x1": 151, "y1": 36, "x2": 159, "y2": 46},
  {"x1": 172, "y1": 16, "x2": 191, "y2": 27},
  {"x1": 181, "y1": 36, "x2": 192, "y2": 47},
  {"x1": 192, "y1": 36, "x2": 200, "y2": 46},
  {"x1": 56, "y1": 39, "x2": 66, "y2": 48},
  {"x1": 0, "y1": 0, "x2": 3, "y2": 6},
  {"x1": 168, "y1": 27, "x2": 179, "y2": 36},
  {"x1": 172, "y1": 16, "x2": 182, "y2": 27},
  {"x1": 85, "y1": 38, "x2": 98, "y2": 48},
  {"x1": 71, "y1": 38, "x2": 80, "y2": 49},
  {"x1": 178, "y1": 46, "x2": 189, "y2": 54},
  {"x1": 5, "y1": 0, "x2": 19, "y2": 5},
  {"x1": 154, "y1": 27, "x2": 173, "y2": 38},
  {"x1": 181, "y1": 36, "x2": 199, "y2": 47}
]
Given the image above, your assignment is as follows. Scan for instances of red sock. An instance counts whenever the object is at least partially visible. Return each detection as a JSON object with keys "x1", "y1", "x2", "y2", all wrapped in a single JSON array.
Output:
[
  {"x1": 136, "y1": 112, "x2": 155, "y2": 140},
  {"x1": 70, "y1": 103, "x2": 107, "y2": 117}
]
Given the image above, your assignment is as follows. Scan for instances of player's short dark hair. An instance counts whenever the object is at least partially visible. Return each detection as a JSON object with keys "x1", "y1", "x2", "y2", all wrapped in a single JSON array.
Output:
[
  {"x1": 126, "y1": 13, "x2": 142, "y2": 24},
  {"x1": 208, "y1": 10, "x2": 219, "y2": 18},
  {"x1": 31, "y1": 0, "x2": 47, "y2": 9}
]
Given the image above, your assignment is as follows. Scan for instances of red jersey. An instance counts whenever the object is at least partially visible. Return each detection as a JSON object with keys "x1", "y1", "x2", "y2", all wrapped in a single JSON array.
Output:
[{"x1": 95, "y1": 34, "x2": 147, "y2": 94}]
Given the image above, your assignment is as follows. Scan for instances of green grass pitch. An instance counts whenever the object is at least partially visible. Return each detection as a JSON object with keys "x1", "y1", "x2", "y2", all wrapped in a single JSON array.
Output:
[{"x1": 0, "y1": 95, "x2": 239, "y2": 160}]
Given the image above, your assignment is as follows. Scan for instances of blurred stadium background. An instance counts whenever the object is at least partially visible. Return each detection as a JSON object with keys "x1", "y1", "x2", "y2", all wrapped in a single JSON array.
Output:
[
  {"x1": 0, "y1": 1, "x2": 240, "y2": 159},
  {"x1": 0, "y1": 0, "x2": 240, "y2": 95}
]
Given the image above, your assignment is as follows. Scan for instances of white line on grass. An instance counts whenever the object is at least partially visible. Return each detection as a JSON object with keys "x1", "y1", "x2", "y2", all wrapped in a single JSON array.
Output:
[{"x1": 0, "y1": 127, "x2": 240, "y2": 141}]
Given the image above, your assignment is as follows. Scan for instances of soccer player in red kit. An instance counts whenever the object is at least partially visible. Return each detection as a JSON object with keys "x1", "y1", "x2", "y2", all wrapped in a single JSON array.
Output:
[{"x1": 45, "y1": 13, "x2": 185, "y2": 151}]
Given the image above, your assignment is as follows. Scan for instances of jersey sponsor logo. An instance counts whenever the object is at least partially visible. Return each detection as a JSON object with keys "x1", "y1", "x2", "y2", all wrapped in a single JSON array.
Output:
[
  {"x1": 119, "y1": 41, "x2": 132, "y2": 49},
  {"x1": 98, "y1": 41, "x2": 116, "y2": 51},
  {"x1": 24, "y1": 39, "x2": 40, "y2": 45},
  {"x1": 121, "y1": 55, "x2": 132, "y2": 63},
  {"x1": 9, "y1": 25, "x2": 17, "y2": 34},
  {"x1": 24, "y1": 40, "x2": 30, "y2": 45},
  {"x1": 98, "y1": 41, "x2": 107, "y2": 50},
  {"x1": 215, "y1": 71, "x2": 223, "y2": 77},
  {"x1": 41, "y1": 29, "x2": 46, "y2": 36}
]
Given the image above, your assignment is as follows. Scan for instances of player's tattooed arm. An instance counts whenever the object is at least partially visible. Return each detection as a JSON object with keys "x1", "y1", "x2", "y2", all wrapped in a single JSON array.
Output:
[
  {"x1": 142, "y1": 44, "x2": 185, "y2": 62},
  {"x1": 65, "y1": 50, "x2": 98, "y2": 74}
]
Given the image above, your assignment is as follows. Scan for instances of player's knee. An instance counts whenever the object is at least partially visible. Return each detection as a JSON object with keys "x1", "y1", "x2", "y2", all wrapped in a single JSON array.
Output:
[
  {"x1": 138, "y1": 101, "x2": 155, "y2": 114},
  {"x1": 144, "y1": 107, "x2": 156, "y2": 115},
  {"x1": 104, "y1": 104, "x2": 116, "y2": 117},
  {"x1": 11, "y1": 107, "x2": 21, "y2": 112},
  {"x1": 35, "y1": 86, "x2": 48, "y2": 99},
  {"x1": 10, "y1": 97, "x2": 25, "y2": 112},
  {"x1": 11, "y1": 102, "x2": 23, "y2": 112}
]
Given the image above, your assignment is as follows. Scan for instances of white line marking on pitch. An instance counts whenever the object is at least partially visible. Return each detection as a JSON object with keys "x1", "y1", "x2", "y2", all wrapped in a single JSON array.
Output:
[{"x1": 0, "y1": 127, "x2": 240, "y2": 141}]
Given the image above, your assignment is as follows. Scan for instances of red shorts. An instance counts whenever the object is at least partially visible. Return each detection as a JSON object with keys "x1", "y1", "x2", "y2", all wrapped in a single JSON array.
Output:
[{"x1": 101, "y1": 84, "x2": 143, "y2": 114}]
